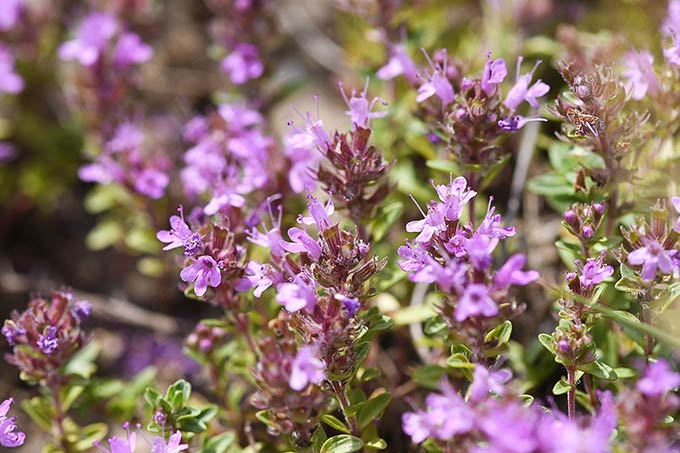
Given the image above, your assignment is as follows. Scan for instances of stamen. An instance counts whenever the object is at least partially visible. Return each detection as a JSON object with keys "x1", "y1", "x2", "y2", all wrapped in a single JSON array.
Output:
[{"x1": 409, "y1": 193, "x2": 427, "y2": 218}]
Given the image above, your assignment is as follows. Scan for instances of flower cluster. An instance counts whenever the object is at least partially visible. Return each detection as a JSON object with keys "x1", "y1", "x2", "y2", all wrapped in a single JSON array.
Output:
[
  {"x1": 0, "y1": 398, "x2": 25, "y2": 448},
  {"x1": 402, "y1": 365, "x2": 616, "y2": 452},
  {"x1": 180, "y1": 104, "x2": 275, "y2": 215},
  {"x1": 2, "y1": 291, "x2": 91, "y2": 382},
  {"x1": 618, "y1": 198, "x2": 680, "y2": 284},
  {"x1": 79, "y1": 122, "x2": 172, "y2": 199},
  {"x1": 398, "y1": 176, "x2": 538, "y2": 358},
  {"x1": 285, "y1": 82, "x2": 392, "y2": 228},
  {"x1": 381, "y1": 47, "x2": 549, "y2": 179},
  {"x1": 158, "y1": 206, "x2": 245, "y2": 302}
]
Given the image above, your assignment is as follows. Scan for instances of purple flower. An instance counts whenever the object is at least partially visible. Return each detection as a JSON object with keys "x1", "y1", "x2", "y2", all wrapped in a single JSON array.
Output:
[
  {"x1": 298, "y1": 195, "x2": 334, "y2": 231},
  {"x1": 335, "y1": 294, "x2": 361, "y2": 316},
  {"x1": 416, "y1": 49, "x2": 455, "y2": 106},
  {"x1": 481, "y1": 52, "x2": 508, "y2": 95},
  {"x1": 37, "y1": 326, "x2": 59, "y2": 355},
  {"x1": 157, "y1": 206, "x2": 204, "y2": 256},
  {"x1": 455, "y1": 283, "x2": 498, "y2": 321},
  {"x1": 663, "y1": 0, "x2": 680, "y2": 36},
  {"x1": 0, "y1": 0, "x2": 22, "y2": 31},
  {"x1": 71, "y1": 300, "x2": 92, "y2": 323},
  {"x1": 465, "y1": 233, "x2": 499, "y2": 271},
  {"x1": 433, "y1": 175, "x2": 477, "y2": 222},
  {"x1": 338, "y1": 80, "x2": 387, "y2": 128},
  {"x1": 402, "y1": 381, "x2": 474, "y2": 444},
  {"x1": 150, "y1": 431, "x2": 188, "y2": 453},
  {"x1": 637, "y1": 359, "x2": 680, "y2": 396},
  {"x1": 504, "y1": 57, "x2": 549, "y2": 110},
  {"x1": 627, "y1": 238, "x2": 675, "y2": 281},
  {"x1": 276, "y1": 274, "x2": 317, "y2": 312},
  {"x1": 203, "y1": 191, "x2": 246, "y2": 215},
  {"x1": 493, "y1": 254, "x2": 539, "y2": 289},
  {"x1": 220, "y1": 43, "x2": 264, "y2": 85},
  {"x1": 235, "y1": 261, "x2": 277, "y2": 298},
  {"x1": 133, "y1": 167, "x2": 168, "y2": 199},
  {"x1": 498, "y1": 115, "x2": 547, "y2": 132},
  {"x1": 663, "y1": 33, "x2": 680, "y2": 66},
  {"x1": 289, "y1": 345, "x2": 326, "y2": 391},
  {"x1": 58, "y1": 13, "x2": 118, "y2": 66},
  {"x1": 281, "y1": 227, "x2": 322, "y2": 260},
  {"x1": 180, "y1": 256, "x2": 221, "y2": 297},
  {"x1": 1, "y1": 324, "x2": 25, "y2": 346},
  {"x1": 0, "y1": 398, "x2": 25, "y2": 448},
  {"x1": 621, "y1": 50, "x2": 659, "y2": 100},
  {"x1": 477, "y1": 400, "x2": 540, "y2": 453},
  {"x1": 114, "y1": 32, "x2": 153, "y2": 68},
  {"x1": 576, "y1": 251, "x2": 614, "y2": 289},
  {"x1": 469, "y1": 365, "x2": 512, "y2": 402},
  {"x1": 406, "y1": 201, "x2": 447, "y2": 244},
  {"x1": 377, "y1": 44, "x2": 418, "y2": 84},
  {"x1": 0, "y1": 44, "x2": 24, "y2": 94}
]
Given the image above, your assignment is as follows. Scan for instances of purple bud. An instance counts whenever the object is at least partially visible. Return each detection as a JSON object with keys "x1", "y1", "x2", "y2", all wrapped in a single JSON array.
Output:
[
  {"x1": 557, "y1": 340, "x2": 570, "y2": 354},
  {"x1": 593, "y1": 202, "x2": 606, "y2": 214},
  {"x1": 563, "y1": 209, "x2": 577, "y2": 226},
  {"x1": 199, "y1": 339, "x2": 212, "y2": 352},
  {"x1": 581, "y1": 225, "x2": 594, "y2": 239},
  {"x1": 153, "y1": 410, "x2": 167, "y2": 426}
]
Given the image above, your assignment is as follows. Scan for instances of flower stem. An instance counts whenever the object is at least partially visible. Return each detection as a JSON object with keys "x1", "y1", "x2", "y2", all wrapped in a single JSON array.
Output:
[
  {"x1": 50, "y1": 380, "x2": 73, "y2": 453},
  {"x1": 567, "y1": 366, "x2": 576, "y2": 420},
  {"x1": 331, "y1": 380, "x2": 360, "y2": 437}
]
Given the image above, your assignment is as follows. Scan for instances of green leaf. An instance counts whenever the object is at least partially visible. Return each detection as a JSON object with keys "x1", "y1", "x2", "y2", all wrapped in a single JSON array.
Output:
[
  {"x1": 64, "y1": 340, "x2": 101, "y2": 379},
  {"x1": 60, "y1": 385, "x2": 85, "y2": 412},
  {"x1": 357, "y1": 367, "x2": 381, "y2": 382},
  {"x1": 446, "y1": 353, "x2": 475, "y2": 369},
  {"x1": 74, "y1": 423, "x2": 108, "y2": 451},
  {"x1": 552, "y1": 379, "x2": 572, "y2": 395},
  {"x1": 320, "y1": 434, "x2": 364, "y2": 453},
  {"x1": 580, "y1": 360, "x2": 618, "y2": 381},
  {"x1": 255, "y1": 410, "x2": 275, "y2": 427},
  {"x1": 321, "y1": 414, "x2": 351, "y2": 434},
  {"x1": 537, "y1": 333, "x2": 556, "y2": 355},
  {"x1": 424, "y1": 315, "x2": 448, "y2": 336},
  {"x1": 312, "y1": 427, "x2": 328, "y2": 452},
  {"x1": 484, "y1": 320, "x2": 513, "y2": 344},
  {"x1": 357, "y1": 393, "x2": 391, "y2": 429},
  {"x1": 365, "y1": 438, "x2": 387, "y2": 449},
  {"x1": 86, "y1": 219, "x2": 123, "y2": 250},
  {"x1": 613, "y1": 367, "x2": 637, "y2": 379},
  {"x1": 21, "y1": 396, "x2": 54, "y2": 432},
  {"x1": 201, "y1": 431, "x2": 236, "y2": 453},
  {"x1": 413, "y1": 365, "x2": 447, "y2": 389},
  {"x1": 426, "y1": 159, "x2": 459, "y2": 174}
]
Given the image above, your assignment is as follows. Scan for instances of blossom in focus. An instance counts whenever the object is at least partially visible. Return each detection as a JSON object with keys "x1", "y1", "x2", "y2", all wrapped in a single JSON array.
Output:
[
  {"x1": 621, "y1": 50, "x2": 659, "y2": 100},
  {"x1": 157, "y1": 206, "x2": 204, "y2": 256},
  {"x1": 276, "y1": 274, "x2": 317, "y2": 312},
  {"x1": 180, "y1": 256, "x2": 221, "y2": 297},
  {"x1": 289, "y1": 345, "x2": 326, "y2": 391},
  {"x1": 220, "y1": 43, "x2": 264, "y2": 85},
  {"x1": 481, "y1": 52, "x2": 507, "y2": 95},
  {"x1": 627, "y1": 238, "x2": 675, "y2": 281},
  {"x1": 0, "y1": 398, "x2": 25, "y2": 448},
  {"x1": 575, "y1": 251, "x2": 614, "y2": 289},
  {"x1": 338, "y1": 80, "x2": 387, "y2": 128},
  {"x1": 416, "y1": 50, "x2": 455, "y2": 105},
  {"x1": 58, "y1": 13, "x2": 119, "y2": 66},
  {"x1": 504, "y1": 57, "x2": 549, "y2": 110},
  {"x1": 0, "y1": 44, "x2": 24, "y2": 94}
]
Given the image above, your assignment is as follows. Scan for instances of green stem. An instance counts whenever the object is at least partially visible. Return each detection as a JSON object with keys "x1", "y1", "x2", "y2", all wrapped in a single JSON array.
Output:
[
  {"x1": 331, "y1": 381, "x2": 360, "y2": 437},
  {"x1": 50, "y1": 381, "x2": 72, "y2": 453}
]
